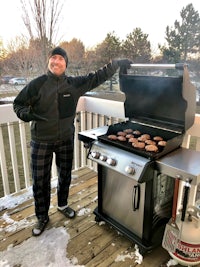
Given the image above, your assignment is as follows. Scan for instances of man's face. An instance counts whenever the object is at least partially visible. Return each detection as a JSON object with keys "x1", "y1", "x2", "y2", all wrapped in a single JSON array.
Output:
[{"x1": 48, "y1": 54, "x2": 66, "y2": 76}]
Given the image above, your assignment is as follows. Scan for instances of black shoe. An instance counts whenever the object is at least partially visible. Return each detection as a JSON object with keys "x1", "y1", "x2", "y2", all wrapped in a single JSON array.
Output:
[
  {"x1": 32, "y1": 216, "x2": 49, "y2": 236},
  {"x1": 57, "y1": 206, "x2": 75, "y2": 218}
]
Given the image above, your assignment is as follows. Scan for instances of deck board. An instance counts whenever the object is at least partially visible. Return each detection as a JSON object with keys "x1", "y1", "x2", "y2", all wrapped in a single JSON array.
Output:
[{"x1": 0, "y1": 167, "x2": 188, "y2": 267}]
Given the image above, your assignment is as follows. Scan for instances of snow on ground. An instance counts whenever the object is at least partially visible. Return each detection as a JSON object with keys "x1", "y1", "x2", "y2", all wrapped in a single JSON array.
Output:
[
  {"x1": 0, "y1": 212, "x2": 35, "y2": 233},
  {"x1": 0, "y1": 178, "x2": 58, "y2": 212},
  {"x1": 0, "y1": 207, "x2": 145, "y2": 267},
  {"x1": 0, "y1": 179, "x2": 175, "y2": 267},
  {"x1": 0, "y1": 227, "x2": 84, "y2": 267},
  {"x1": 0, "y1": 188, "x2": 33, "y2": 212},
  {"x1": 0, "y1": 192, "x2": 145, "y2": 267},
  {"x1": 115, "y1": 244, "x2": 143, "y2": 264},
  {"x1": 166, "y1": 259, "x2": 179, "y2": 266}
]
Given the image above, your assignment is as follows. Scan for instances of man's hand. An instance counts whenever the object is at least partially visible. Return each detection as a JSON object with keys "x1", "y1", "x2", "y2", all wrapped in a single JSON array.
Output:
[
  {"x1": 117, "y1": 59, "x2": 133, "y2": 68},
  {"x1": 32, "y1": 113, "x2": 48, "y2": 121},
  {"x1": 112, "y1": 59, "x2": 133, "y2": 74},
  {"x1": 112, "y1": 59, "x2": 133, "y2": 69},
  {"x1": 20, "y1": 107, "x2": 48, "y2": 122}
]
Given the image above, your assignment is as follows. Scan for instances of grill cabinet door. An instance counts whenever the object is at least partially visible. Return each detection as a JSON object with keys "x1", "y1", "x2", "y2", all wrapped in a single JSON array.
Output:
[{"x1": 101, "y1": 166, "x2": 146, "y2": 238}]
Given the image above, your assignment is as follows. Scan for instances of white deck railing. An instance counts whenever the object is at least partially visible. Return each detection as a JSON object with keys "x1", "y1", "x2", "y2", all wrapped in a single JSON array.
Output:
[{"x1": 0, "y1": 96, "x2": 200, "y2": 198}]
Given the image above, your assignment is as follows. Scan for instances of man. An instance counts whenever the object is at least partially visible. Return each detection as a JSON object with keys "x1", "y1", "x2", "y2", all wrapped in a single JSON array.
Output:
[{"x1": 13, "y1": 46, "x2": 132, "y2": 236}]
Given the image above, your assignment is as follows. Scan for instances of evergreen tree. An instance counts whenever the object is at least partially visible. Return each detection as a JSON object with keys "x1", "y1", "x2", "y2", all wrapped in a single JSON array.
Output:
[
  {"x1": 160, "y1": 3, "x2": 200, "y2": 62},
  {"x1": 95, "y1": 32, "x2": 121, "y2": 65},
  {"x1": 121, "y1": 27, "x2": 151, "y2": 63}
]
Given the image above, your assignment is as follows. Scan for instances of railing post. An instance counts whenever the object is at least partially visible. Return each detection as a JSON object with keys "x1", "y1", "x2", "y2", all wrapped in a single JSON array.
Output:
[
  {"x1": 0, "y1": 126, "x2": 10, "y2": 195},
  {"x1": 7, "y1": 122, "x2": 20, "y2": 192},
  {"x1": 19, "y1": 121, "x2": 30, "y2": 188},
  {"x1": 74, "y1": 113, "x2": 81, "y2": 170}
]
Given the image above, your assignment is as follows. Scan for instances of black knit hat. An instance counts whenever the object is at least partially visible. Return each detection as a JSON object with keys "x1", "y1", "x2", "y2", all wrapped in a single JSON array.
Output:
[{"x1": 48, "y1": 46, "x2": 68, "y2": 65}]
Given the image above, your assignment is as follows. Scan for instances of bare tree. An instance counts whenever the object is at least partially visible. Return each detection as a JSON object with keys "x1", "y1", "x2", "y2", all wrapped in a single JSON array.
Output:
[
  {"x1": 60, "y1": 38, "x2": 85, "y2": 75},
  {"x1": 20, "y1": 0, "x2": 65, "y2": 72},
  {"x1": 5, "y1": 36, "x2": 35, "y2": 77},
  {"x1": 0, "y1": 39, "x2": 7, "y2": 60}
]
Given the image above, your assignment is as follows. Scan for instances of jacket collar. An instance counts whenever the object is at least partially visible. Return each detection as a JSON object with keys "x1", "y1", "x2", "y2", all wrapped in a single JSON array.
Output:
[{"x1": 48, "y1": 70, "x2": 66, "y2": 81}]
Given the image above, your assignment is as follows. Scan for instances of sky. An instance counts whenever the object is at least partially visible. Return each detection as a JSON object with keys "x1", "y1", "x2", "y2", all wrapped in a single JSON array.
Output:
[
  {"x1": 0, "y1": 186, "x2": 178, "y2": 267},
  {"x1": 0, "y1": 0, "x2": 200, "y2": 51}
]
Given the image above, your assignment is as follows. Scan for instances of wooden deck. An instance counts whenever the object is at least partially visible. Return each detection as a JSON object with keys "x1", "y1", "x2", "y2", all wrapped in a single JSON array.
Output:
[{"x1": 0, "y1": 167, "x2": 185, "y2": 267}]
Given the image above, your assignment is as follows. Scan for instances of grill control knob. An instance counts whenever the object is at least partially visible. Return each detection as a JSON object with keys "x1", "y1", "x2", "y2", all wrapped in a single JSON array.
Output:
[
  {"x1": 125, "y1": 166, "x2": 135, "y2": 175},
  {"x1": 91, "y1": 151, "x2": 100, "y2": 159},
  {"x1": 100, "y1": 155, "x2": 107, "y2": 161},
  {"x1": 106, "y1": 158, "x2": 116, "y2": 166}
]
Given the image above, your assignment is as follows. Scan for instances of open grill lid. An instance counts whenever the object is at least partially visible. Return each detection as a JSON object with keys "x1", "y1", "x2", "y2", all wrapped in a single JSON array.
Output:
[{"x1": 119, "y1": 64, "x2": 196, "y2": 132}]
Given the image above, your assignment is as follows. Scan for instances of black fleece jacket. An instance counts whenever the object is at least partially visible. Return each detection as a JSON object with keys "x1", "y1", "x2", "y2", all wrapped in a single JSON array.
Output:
[{"x1": 13, "y1": 62, "x2": 118, "y2": 142}]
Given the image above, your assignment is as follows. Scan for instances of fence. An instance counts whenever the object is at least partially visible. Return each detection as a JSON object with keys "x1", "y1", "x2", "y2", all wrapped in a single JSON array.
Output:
[{"x1": 0, "y1": 96, "x2": 200, "y2": 198}]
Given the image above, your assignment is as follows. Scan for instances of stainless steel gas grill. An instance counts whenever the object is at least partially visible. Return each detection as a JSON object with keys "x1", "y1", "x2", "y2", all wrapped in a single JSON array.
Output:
[{"x1": 78, "y1": 64, "x2": 200, "y2": 254}]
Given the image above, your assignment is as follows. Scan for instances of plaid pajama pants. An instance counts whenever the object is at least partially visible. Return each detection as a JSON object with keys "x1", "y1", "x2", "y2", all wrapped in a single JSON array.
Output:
[{"x1": 30, "y1": 139, "x2": 74, "y2": 219}]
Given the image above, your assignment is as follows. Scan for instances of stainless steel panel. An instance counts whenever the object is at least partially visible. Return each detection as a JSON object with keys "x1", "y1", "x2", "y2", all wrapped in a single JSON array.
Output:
[
  {"x1": 101, "y1": 166, "x2": 146, "y2": 238},
  {"x1": 88, "y1": 141, "x2": 151, "y2": 181},
  {"x1": 78, "y1": 126, "x2": 109, "y2": 143},
  {"x1": 156, "y1": 147, "x2": 200, "y2": 185},
  {"x1": 120, "y1": 64, "x2": 196, "y2": 132}
]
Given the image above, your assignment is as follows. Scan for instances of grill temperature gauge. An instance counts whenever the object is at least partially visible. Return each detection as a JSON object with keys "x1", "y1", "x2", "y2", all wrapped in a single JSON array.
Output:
[{"x1": 125, "y1": 166, "x2": 135, "y2": 175}]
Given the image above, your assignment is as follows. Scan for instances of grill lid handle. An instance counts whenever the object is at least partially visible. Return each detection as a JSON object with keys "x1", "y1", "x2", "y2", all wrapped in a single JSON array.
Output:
[{"x1": 129, "y1": 63, "x2": 187, "y2": 70}]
